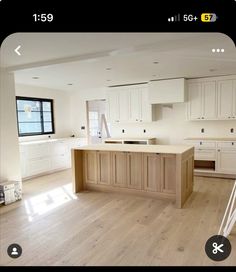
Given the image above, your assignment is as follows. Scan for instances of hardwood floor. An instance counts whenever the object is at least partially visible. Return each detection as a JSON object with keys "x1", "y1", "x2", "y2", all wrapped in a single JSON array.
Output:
[{"x1": 0, "y1": 169, "x2": 235, "y2": 266}]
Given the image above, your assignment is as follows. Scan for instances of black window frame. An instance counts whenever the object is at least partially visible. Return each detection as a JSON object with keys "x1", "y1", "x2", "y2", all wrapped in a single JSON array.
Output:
[{"x1": 16, "y1": 96, "x2": 55, "y2": 137}]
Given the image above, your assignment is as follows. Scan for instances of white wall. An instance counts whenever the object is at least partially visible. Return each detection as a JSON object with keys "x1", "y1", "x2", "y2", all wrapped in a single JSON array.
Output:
[
  {"x1": 15, "y1": 84, "x2": 73, "y2": 142},
  {"x1": 0, "y1": 70, "x2": 21, "y2": 181},
  {"x1": 111, "y1": 103, "x2": 236, "y2": 144},
  {"x1": 71, "y1": 87, "x2": 236, "y2": 144}
]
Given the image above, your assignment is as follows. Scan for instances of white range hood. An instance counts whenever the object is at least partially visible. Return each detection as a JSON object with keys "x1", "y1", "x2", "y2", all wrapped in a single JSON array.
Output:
[{"x1": 148, "y1": 78, "x2": 186, "y2": 104}]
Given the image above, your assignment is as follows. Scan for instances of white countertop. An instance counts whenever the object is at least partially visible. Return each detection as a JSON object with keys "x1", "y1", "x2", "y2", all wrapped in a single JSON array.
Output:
[
  {"x1": 19, "y1": 137, "x2": 85, "y2": 145},
  {"x1": 74, "y1": 144, "x2": 193, "y2": 154},
  {"x1": 185, "y1": 138, "x2": 236, "y2": 141}
]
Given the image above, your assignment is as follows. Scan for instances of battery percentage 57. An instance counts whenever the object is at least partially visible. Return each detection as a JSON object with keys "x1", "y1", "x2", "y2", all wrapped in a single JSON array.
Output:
[{"x1": 201, "y1": 13, "x2": 217, "y2": 22}]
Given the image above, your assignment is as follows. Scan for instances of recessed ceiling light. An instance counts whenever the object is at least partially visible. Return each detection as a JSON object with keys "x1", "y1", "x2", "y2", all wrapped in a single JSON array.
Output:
[
  {"x1": 106, "y1": 68, "x2": 112, "y2": 70},
  {"x1": 153, "y1": 61, "x2": 159, "y2": 64},
  {"x1": 209, "y1": 69, "x2": 217, "y2": 72},
  {"x1": 67, "y1": 83, "x2": 73, "y2": 85},
  {"x1": 32, "y1": 76, "x2": 39, "y2": 79},
  {"x1": 106, "y1": 79, "x2": 111, "y2": 82},
  {"x1": 152, "y1": 75, "x2": 157, "y2": 77}
]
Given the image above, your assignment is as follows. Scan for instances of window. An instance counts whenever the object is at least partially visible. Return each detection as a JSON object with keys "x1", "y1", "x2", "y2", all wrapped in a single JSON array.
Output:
[
  {"x1": 88, "y1": 111, "x2": 99, "y2": 137},
  {"x1": 16, "y1": 96, "x2": 55, "y2": 136}
]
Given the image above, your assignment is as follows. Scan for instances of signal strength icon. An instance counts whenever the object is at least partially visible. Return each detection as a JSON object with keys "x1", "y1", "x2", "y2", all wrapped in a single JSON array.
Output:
[{"x1": 168, "y1": 14, "x2": 181, "y2": 22}]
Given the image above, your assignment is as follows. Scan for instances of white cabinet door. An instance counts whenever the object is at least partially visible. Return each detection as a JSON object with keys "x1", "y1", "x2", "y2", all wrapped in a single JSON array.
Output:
[
  {"x1": 51, "y1": 141, "x2": 70, "y2": 170},
  {"x1": 217, "y1": 150, "x2": 236, "y2": 174},
  {"x1": 233, "y1": 80, "x2": 236, "y2": 118},
  {"x1": 28, "y1": 158, "x2": 51, "y2": 176},
  {"x1": 140, "y1": 87, "x2": 152, "y2": 122},
  {"x1": 27, "y1": 143, "x2": 49, "y2": 159},
  {"x1": 217, "y1": 80, "x2": 234, "y2": 120},
  {"x1": 118, "y1": 89, "x2": 129, "y2": 122},
  {"x1": 51, "y1": 154, "x2": 70, "y2": 170},
  {"x1": 51, "y1": 141, "x2": 68, "y2": 156},
  {"x1": 188, "y1": 82, "x2": 202, "y2": 120},
  {"x1": 202, "y1": 81, "x2": 217, "y2": 120},
  {"x1": 107, "y1": 91, "x2": 120, "y2": 123},
  {"x1": 129, "y1": 88, "x2": 141, "y2": 122}
]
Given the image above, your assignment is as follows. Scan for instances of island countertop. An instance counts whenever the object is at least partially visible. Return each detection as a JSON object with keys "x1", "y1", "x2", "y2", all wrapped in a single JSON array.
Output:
[{"x1": 73, "y1": 143, "x2": 193, "y2": 154}]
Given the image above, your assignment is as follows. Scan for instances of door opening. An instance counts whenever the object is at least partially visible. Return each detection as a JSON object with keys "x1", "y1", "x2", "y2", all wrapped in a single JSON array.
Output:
[{"x1": 86, "y1": 100, "x2": 110, "y2": 144}]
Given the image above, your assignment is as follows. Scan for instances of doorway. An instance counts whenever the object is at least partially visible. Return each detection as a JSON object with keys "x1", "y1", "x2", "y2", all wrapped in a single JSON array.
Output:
[{"x1": 86, "y1": 100, "x2": 110, "y2": 144}]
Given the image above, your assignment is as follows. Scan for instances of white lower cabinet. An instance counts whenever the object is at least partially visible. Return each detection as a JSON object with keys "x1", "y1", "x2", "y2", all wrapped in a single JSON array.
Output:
[
  {"x1": 20, "y1": 138, "x2": 85, "y2": 179},
  {"x1": 28, "y1": 158, "x2": 51, "y2": 176},
  {"x1": 51, "y1": 154, "x2": 70, "y2": 170},
  {"x1": 194, "y1": 149, "x2": 216, "y2": 161},
  {"x1": 185, "y1": 139, "x2": 236, "y2": 175},
  {"x1": 217, "y1": 150, "x2": 236, "y2": 174}
]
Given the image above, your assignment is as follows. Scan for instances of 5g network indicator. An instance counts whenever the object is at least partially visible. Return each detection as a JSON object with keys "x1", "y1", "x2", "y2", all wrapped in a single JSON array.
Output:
[{"x1": 168, "y1": 13, "x2": 217, "y2": 23}]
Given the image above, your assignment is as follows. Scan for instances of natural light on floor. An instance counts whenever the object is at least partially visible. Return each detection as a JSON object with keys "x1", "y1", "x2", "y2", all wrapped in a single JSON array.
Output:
[{"x1": 24, "y1": 183, "x2": 77, "y2": 222}]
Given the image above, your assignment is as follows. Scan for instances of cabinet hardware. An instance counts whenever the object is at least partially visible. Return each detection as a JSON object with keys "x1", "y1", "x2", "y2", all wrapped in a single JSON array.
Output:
[
  {"x1": 228, "y1": 117, "x2": 231, "y2": 119},
  {"x1": 218, "y1": 149, "x2": 220, "y2": 152},
  {"x1": 232, "y1": 142, "x2": 234, "y2": 146},
  {"x1": 200, "y1": 142, "x2": 202, "y2": 145},
  {"x1": 156, "y1": 153, "x2": 160, "y2": 155},
  {"x1": 201, "y1": 117, "x2": 204, "y2": 119}
]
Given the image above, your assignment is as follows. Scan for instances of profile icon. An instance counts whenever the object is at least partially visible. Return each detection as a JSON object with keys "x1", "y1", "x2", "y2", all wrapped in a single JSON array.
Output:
[
  {"x1": 11, "y1": 247, "x2": 19, "y2": 256},
  {"x1": 7, "y1": 244, "x2": 22, "y2": 258}
]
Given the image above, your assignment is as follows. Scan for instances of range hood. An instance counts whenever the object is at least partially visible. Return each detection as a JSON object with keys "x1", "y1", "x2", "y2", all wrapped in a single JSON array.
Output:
[{"x1": 148, "y1": 78, "x2": 186, "y2": 104}]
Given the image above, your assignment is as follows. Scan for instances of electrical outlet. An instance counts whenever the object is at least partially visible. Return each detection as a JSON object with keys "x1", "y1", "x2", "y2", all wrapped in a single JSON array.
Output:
[
  {"x1": 143, "y1": 129, "x2": 146, "y2": 133},
  {"x1": 122, "y1": 129, "x2": 125, "y2": 133},
  {"x1": 230, "y1": 128, "x2": 234, "y2": 133},
  {"x1": 201, "y1": 128, "x2": 204, "y2": 133}
]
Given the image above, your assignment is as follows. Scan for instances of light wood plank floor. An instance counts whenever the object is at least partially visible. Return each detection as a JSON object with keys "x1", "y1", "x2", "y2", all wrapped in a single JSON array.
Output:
[{"x1": 0, "y1": 169, "x2": 235, "y2": 266}]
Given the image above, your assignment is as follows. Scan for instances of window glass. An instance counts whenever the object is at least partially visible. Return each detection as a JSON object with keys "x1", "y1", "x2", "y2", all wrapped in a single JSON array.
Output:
[{"x1": 16, "y1": 97, "x2": 54, "y2": 136}]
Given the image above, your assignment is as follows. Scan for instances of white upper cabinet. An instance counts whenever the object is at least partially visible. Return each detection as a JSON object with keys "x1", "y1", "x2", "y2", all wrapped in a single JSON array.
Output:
[
  {"x1": 129, "y1": 87, "x2": 141, "y2": 122},
  {"x1": 188, "y1": 81, "x2": 217, "y2": 120},
  {"x1": 187, "y1": 76, "x2": 236, "y2": 121},
  {"x1": 234, "y1": 80, "x2": 236, "y2": 117},
  {"x1": 107, "y1": 91, "x2": 120, "y2": 123},
  {"x1": 217, "y1": 80, "x2": 234, "y2": 120},
  {"x1": 141, "y1": 87, "x2": 152, "y2": 122},
  {"x1": 148, "y1": 78, "x2": 186, "y2": 104},
  {"x1": 202, "y1": 81, "x2": 217, "y2": 119},
  {"x1": 118, "y1": 89, "x2": 129, "y2": 122},
  {"x1": 107, "y1": 84, "x2": 153, "y2": 123},
  {"x1": 188, "y1": 82, "x2": 202, "y2": 120}
]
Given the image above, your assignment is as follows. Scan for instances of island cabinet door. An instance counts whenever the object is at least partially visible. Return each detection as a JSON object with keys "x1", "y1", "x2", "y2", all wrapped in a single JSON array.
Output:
[
  {"x1": 161, "y1": 155, "x2": 176, "y2": 194},
  {"x1": 84, "y1": 151, "x2": 98, "y2": 184},
  {"x1": 112, "y1": 152, "x2": 127, "y2": 187},
  {"x1": 97, "y1": 151, "x2": 111, "y2": 185},
  {"x1": 143, "y1": 153, "x2": 161, "y2": 192},
  {"x1": 127, "y1": 152, "x2": 143, "y2": 190}
]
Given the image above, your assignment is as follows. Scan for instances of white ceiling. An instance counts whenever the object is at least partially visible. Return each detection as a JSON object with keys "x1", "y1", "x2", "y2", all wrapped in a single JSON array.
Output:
[{"x1": 1, "y1": 33, "x2": 236, "y2": 91}]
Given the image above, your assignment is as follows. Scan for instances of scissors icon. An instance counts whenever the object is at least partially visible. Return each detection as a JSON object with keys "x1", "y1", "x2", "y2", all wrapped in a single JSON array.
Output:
[{"x1": 212, "y1": 242, "x2": 224, "y2": 254}]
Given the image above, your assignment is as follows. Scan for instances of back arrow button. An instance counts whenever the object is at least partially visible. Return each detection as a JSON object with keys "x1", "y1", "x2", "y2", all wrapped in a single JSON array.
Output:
[{"x1": 15, "y1": 45, "x2": 21, "y2": 56}]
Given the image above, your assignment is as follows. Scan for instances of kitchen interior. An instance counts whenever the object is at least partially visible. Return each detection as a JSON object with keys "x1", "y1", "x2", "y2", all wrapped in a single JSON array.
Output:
[{"x1": 0, "y1": 33, "x2": 236, "y2": 266}]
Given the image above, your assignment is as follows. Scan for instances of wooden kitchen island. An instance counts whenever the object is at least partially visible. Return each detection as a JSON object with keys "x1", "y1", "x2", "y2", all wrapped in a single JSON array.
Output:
[{"x1": 71, "y1": 144, "x2": 194, "y2": 208}]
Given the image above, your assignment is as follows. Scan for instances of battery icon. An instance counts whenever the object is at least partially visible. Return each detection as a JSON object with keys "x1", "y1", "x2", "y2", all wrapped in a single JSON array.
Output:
[{"x1": 201, "y1": 13, "x2": 217, "y2": 22}]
